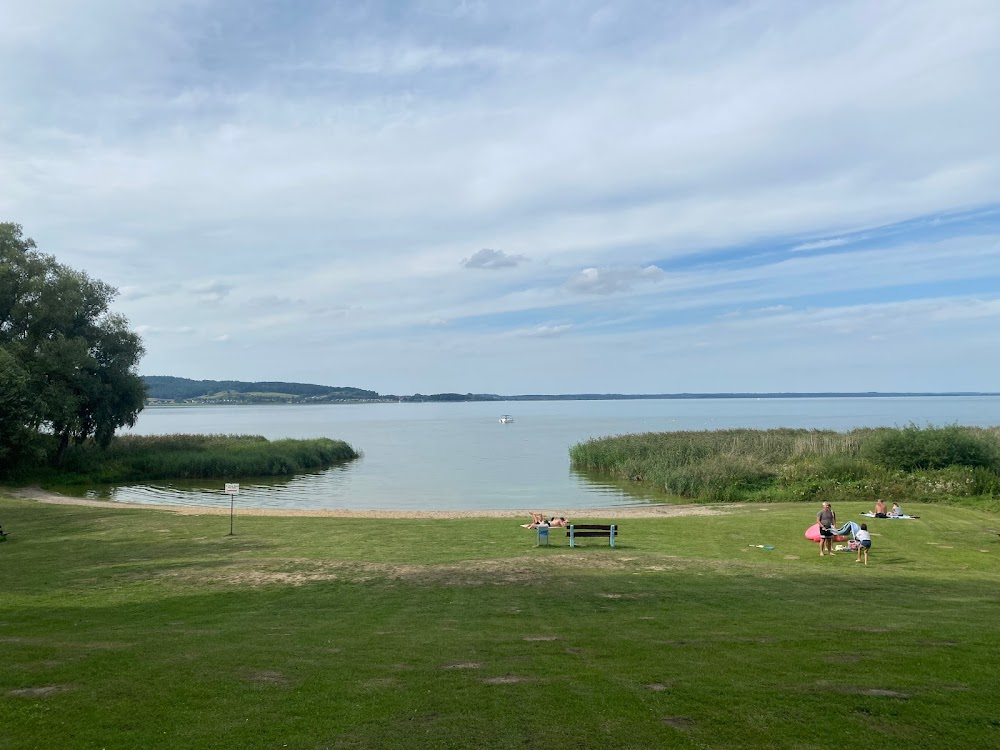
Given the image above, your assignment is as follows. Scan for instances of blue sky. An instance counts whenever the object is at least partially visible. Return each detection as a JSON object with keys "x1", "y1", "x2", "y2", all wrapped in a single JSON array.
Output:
[{"x1": 2, "y1": 0, "x2": 999, "y2": 393}]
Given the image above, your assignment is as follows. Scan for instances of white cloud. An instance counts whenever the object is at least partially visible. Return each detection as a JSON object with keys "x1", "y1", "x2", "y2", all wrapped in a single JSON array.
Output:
[
  {"x1": 188, "y1": 281, "x2": 234, "y2": 303},
  {"x1": 462, "y1": 248, "x2": 528, "y2": 269},
  {"x1": 2, "y1": 1, "x2": 1000, "y2": 391},
  {"x1": 791, "y1": 238, "x2": 851, "y2": 252},
  {"x1": 566, "y1": 266, "x2": 665, "y2": 295},
  {"x1": 516, "y1": 324, "x2": 573, "y2": 338}
]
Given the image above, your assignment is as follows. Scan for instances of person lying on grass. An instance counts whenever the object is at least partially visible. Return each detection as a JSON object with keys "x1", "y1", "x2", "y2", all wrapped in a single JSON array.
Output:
[{"x1": 521, "y1": 513, "x2": 569, "y2": 529}]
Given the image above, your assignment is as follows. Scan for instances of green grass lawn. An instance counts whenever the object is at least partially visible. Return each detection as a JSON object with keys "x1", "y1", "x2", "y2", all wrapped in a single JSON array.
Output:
[{"x1": 2, "y1": 495, "x2": 998, "y2": 749}]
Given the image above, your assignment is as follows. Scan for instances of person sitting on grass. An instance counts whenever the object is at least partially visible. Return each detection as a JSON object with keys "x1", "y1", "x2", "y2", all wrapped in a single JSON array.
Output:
[
  {"x1": 890, "y1": 502, "x2": 903, "y2": 517},
  {"x1": 855, "y1": 523, "x2": 872, "y2": 565},
  {"x1": 874, "y1": 498, "x2": 887, "y2": 517},
  {"x1": 521, "y1": 513, "x2": 569, "y2": 529}
]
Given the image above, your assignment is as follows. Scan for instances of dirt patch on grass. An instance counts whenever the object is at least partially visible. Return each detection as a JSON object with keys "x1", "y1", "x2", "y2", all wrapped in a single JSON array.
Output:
[
  {"x1": 442, "y1": 662, "x2": 482, "y2": 670},
  {"x1": 844, "y1": 626, "x2": 894, "y2": 633},
  {"x1": 662, "y1": 716, "x2": 695, "y2": 729},
  {"x1": 147, "y1": 553, "x2": 666, "y2": 588},
  {"x1": 523, "y1": 635, "x2": 559, "y2": 641},
  {"x1": 8, "y1": 685, "x2": 74, "y2": 698},
  {"x1": 824, "y1": 685, "x2": 909, "y2": 698},
  {"x1": 860, "y1": 689, "x2": 909, "y2": 698},
  {"x1": 0, "y1": 636, "x2": 131, "y2": 651},
  {"x1": 482, "y1": 675, "x2": 533, "y2": 685},
  {"x1": 245, "y1": 670, "x2": 291, "y2": 687},
  {"x1": 645, "y1": 683, "x2": 671, "y2": 692}
]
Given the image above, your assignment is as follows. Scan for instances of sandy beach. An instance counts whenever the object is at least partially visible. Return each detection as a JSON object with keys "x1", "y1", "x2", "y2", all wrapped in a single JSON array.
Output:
[{"x1": 10, "y1": 486, "x2": 726, "y2": 520}]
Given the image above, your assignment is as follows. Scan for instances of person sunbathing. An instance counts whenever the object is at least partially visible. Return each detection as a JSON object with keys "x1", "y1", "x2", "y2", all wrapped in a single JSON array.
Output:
[{"x1": 521, "y1": 513, "x2": 569, "y2": 529}]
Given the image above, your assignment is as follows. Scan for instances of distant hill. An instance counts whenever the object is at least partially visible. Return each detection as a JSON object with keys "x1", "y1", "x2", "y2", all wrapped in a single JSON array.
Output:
[
  {"x1": 142, "y1": 376, "x2": 997, "y2": 405},
  {"x1": 143, "y1": 376, "x2": 381, "y2": 403}
]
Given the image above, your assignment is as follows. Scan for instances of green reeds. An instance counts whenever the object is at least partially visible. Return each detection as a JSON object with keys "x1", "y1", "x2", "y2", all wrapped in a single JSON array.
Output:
[
  {"x1": 570, "y1": 425, "x2": 1000, "y2": 505},
  {"x1": 17, "y1": 433, "x2": 358, "y2": 484}
]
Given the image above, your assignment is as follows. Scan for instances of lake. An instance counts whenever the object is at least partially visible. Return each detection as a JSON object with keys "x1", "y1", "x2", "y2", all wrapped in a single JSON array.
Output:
[{"x1": 75, "y1": 396, "x2": 1000, "y2": 511}]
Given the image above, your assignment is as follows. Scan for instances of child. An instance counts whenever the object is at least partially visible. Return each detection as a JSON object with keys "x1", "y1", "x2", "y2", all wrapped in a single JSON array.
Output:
[{"x1": 855, "y1": 523, "x2": 872, "y2": 565}]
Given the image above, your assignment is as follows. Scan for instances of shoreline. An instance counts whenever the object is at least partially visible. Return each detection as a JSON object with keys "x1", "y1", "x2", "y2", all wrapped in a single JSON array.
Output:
[{"x1": 7, "y1": 486, "x2": 726, "y2": 520}]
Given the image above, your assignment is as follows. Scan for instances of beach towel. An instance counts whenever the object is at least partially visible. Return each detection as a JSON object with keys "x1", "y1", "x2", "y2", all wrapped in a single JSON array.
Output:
[
  {"x1": 833, "y1": 521, "x2": 861, "y2": 537},
  {"x1": 861, "y1": 512, "x2": 920, "y2": 520}
]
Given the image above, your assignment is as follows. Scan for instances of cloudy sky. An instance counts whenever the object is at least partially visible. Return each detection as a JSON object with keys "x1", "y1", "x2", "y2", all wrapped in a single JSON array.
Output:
[{"x1": 3, "y1": 0, "x2": 999, "y2": 394}]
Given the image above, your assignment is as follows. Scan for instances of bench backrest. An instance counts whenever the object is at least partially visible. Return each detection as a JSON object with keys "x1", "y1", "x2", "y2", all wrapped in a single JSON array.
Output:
[{"x1": 566, "y1": 524, "x2": 617, "y2": 547}]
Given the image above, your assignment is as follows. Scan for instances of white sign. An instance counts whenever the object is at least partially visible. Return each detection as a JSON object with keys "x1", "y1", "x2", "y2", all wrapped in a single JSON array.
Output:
[{"x1": 225, "y1": 483, "x2": 240, "y2": 495}]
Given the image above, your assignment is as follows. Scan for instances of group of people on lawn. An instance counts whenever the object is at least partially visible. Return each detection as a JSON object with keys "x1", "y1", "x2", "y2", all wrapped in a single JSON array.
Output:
[{"x1": 816, "y1": 498, "x2": 901, "y2": 564}]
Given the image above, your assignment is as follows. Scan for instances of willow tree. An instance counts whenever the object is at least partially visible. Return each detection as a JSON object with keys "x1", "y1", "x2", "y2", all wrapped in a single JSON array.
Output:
[{"x1": 0, "y1": 222, "x2": 146, "y2": 465}]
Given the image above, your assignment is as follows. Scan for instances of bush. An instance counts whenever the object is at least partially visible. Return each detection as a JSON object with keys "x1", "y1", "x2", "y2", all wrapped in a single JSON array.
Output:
[
  {"x1": 9, "y1": 434, "x2": 359, "y2": 484},
  {"x1": 862, "y1": 425, "x2": 999, "y2": 471},
  {"x1": 570, "y1": 425, "x2": 1000, "y2": 504}
]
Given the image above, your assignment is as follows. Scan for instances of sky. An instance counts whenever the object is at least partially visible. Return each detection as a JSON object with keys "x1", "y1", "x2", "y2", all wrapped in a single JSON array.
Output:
[{"x1": 2, "y1": 0, "x2": 999, "y2": 395}]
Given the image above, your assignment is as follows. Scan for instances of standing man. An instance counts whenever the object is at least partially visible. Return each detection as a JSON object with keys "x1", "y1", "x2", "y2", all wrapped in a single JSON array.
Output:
[{"x1": 817, "y1": 502, "x2": 836, "y2": 557}]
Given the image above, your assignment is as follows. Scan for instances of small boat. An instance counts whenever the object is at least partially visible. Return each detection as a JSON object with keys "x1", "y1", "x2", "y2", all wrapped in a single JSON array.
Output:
[{"x1": 498, "y1": 415, "x2": 514, "y2": 424}]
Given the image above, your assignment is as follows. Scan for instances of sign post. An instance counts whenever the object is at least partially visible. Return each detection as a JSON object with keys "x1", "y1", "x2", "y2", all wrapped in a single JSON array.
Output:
[{"x1": 225, "y1": 483, "x2": 239, "y2": 535}]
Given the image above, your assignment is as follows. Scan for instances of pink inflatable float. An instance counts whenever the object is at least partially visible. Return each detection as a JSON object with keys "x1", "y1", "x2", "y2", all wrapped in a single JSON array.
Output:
[{"x1": 804, "y1": 523, "x2": 847, "y2": 543}]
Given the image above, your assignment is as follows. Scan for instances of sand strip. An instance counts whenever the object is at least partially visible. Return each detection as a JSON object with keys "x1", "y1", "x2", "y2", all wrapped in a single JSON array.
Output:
[{"x1": 8, "y1": 486, "x2": 725, "y2": 520}]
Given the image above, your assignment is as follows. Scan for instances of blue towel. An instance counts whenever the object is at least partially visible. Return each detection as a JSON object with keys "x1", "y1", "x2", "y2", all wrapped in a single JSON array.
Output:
[{"x1": 832, "y1": 521, "x2": 860, "y2": 537}]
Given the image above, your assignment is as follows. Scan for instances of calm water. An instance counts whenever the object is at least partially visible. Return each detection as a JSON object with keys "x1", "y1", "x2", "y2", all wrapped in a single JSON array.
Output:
[{"x1": 75, "y1": 396, "x2": 1000, "y2": 511}]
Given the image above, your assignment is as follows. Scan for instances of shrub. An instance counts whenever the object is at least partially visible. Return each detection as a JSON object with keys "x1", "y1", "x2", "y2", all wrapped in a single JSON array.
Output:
[{"x1": 862, "y1": 424, "x2": 999, "y2": 471}]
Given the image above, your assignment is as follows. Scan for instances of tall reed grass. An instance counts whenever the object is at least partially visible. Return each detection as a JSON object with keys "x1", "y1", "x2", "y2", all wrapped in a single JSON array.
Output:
[
  {"x1": 38, "y1": 434, "x2": 358, "y2": 483},
  {"x1": 570, "y1": 425, "x2": 1000, "y2": 505}
]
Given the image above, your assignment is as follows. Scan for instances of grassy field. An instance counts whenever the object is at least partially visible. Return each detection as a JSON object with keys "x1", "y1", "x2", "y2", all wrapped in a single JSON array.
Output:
[{"x1": 2, "y1": 494, "x2": 999, "y2": 749}]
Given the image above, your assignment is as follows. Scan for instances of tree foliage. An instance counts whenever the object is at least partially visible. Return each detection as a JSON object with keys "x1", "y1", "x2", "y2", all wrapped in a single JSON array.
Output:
[{"x1": 0, "y1": 222, "x2": 146, "y2": 466}]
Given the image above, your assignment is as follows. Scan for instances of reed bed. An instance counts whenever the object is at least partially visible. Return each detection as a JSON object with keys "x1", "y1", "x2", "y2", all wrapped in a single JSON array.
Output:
[
  {"x1": 570, "y1": 425, "x2": 1000, "y2": 505},
  {"x1": 22, "y1": 434, "x2": 358, "y2": 484}
]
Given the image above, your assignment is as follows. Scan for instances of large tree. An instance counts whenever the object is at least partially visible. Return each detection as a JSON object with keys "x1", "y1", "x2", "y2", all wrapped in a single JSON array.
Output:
[{"x1": 0, "y1": 222, "x2": 146, "y2": 464}]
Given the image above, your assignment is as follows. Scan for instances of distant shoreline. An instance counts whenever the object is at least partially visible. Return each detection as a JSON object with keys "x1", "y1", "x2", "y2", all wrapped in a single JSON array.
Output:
[{"x1": 145, "y1": 391, "x2": 1000, "y2": 406}]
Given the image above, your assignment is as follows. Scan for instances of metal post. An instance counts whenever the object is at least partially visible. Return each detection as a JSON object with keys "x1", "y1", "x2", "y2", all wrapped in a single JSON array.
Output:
[{"x1": 228, "y1": 494, "x2": 234, "y2": 536}]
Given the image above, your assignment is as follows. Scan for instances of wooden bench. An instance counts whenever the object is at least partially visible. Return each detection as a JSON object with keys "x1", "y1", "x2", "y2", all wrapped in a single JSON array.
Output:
[{"x1": 566, "y1": 524, "x2": 617, "y2": 548}]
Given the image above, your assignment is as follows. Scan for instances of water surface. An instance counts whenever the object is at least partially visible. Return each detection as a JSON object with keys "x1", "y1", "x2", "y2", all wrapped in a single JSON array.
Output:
[{"x1": 72, "y1": 396, "x2": 1000, "y2": 511}]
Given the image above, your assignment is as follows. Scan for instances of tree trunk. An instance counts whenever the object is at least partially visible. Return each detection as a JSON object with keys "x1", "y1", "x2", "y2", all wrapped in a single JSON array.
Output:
[{"x1": 55, "y1": 430, "x2": 70, "y2": 466}]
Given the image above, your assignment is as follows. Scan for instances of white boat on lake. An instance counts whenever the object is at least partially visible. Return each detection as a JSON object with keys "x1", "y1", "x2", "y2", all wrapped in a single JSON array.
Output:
[{"x1": 498, "y1": 415, "x2": 514, "y2": 424}]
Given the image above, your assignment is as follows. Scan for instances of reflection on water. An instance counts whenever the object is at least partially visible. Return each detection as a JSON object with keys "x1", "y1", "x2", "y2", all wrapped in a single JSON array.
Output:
[
  {"x1": 571, "y1": 468, "x2": 678, "y2": 504},
  {"x1": 62, "y1": 462, "x2": 649, "y2": 512},
  {"x1": 66, "y1": 396, "x2": 1000, "y2": 511}
]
